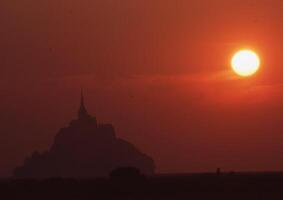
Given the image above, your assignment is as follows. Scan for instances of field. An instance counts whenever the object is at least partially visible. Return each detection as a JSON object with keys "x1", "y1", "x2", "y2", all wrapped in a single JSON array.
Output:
[{"x1": 1, "y1": 172, "x2": 283, "y2": 199}]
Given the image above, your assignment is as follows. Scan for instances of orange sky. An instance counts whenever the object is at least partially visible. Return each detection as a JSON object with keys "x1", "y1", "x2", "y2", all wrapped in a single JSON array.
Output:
[{"x1": 1, "y1": 0, "x2": 283, "y2": 177}]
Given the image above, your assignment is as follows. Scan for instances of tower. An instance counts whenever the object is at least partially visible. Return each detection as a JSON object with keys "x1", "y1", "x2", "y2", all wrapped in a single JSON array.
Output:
[{"x1": 78, "y1": 89, "x2": 89, "y2": 119}]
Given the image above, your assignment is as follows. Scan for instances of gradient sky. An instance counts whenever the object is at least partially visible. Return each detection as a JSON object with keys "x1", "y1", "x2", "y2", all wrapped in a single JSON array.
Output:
[{"x1": 1, "y1": 0, "x2": 283, "y2": 177}]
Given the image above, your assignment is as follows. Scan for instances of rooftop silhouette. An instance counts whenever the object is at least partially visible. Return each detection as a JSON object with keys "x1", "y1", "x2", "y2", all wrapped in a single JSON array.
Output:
[{"x1": 14, "y1": 91, "x2": 155, "y2": 178}]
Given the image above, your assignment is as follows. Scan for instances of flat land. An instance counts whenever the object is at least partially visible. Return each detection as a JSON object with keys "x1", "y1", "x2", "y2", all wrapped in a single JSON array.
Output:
[{"x1": 1, "y1": 172, "x2": 283, "y2": 199}]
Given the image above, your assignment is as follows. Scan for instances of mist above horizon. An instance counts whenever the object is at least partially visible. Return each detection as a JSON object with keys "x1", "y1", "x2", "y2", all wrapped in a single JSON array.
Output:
[{"x1": 1, "y1": 0, "x2": 283, "y2": 177}]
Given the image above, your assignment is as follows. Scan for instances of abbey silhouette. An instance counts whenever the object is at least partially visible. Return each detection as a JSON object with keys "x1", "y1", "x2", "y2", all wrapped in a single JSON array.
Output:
[{"x1": 14, "y1": 91, "x2": 155, "y2": 178}]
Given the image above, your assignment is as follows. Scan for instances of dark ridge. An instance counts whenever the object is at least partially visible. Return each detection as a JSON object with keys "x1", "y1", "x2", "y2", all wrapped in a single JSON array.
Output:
[{"x1": 14, "y1": 91, "x2": 155, "y2": 179}]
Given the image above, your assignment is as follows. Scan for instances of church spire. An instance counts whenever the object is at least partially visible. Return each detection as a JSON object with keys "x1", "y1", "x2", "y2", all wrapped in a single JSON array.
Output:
[
  {"x1": 80, "y1": 88, "x2": 85, "y2": 108},
  {"x1": 78, "y1": 88, "x2": 89, "y2": 119}
]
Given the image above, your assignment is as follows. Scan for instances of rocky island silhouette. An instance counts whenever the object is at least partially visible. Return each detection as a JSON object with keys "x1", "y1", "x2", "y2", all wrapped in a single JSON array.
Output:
[{"x1": 14, "y1": 91, "x2": 155, "y2": 178}]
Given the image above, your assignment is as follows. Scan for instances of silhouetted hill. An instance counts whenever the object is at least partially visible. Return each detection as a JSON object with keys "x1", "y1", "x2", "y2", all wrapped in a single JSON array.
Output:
[{"x1": 14, "y1": 92, "x2": 155, "y2": 178}]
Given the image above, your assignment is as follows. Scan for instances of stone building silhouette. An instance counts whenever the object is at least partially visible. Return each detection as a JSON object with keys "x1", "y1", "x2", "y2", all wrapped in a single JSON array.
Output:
[{"x1": 14, "y1": 91, "x2": 155, "y2": 178}]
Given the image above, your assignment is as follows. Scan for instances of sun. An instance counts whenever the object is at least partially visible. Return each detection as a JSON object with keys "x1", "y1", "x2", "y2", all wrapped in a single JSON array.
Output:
[{"x1": 231, "y1": 50, "x2": 260, "y2": 77}]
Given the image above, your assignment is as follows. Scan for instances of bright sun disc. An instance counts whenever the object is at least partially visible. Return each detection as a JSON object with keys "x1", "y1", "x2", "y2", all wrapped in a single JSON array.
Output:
[{"x1": 231, "y1": 50, "x2": 260, "y2": 77}]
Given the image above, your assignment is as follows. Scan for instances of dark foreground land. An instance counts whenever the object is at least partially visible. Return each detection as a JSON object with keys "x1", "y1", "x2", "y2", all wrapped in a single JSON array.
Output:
[{"x1": 1, "y1": 172, "x2": 283, "y2": 199}]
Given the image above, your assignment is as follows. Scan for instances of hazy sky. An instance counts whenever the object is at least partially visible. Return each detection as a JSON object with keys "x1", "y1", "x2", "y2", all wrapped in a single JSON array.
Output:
[{"x1": 1, "y1": 0, "x2": 283, "y2": 177}]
